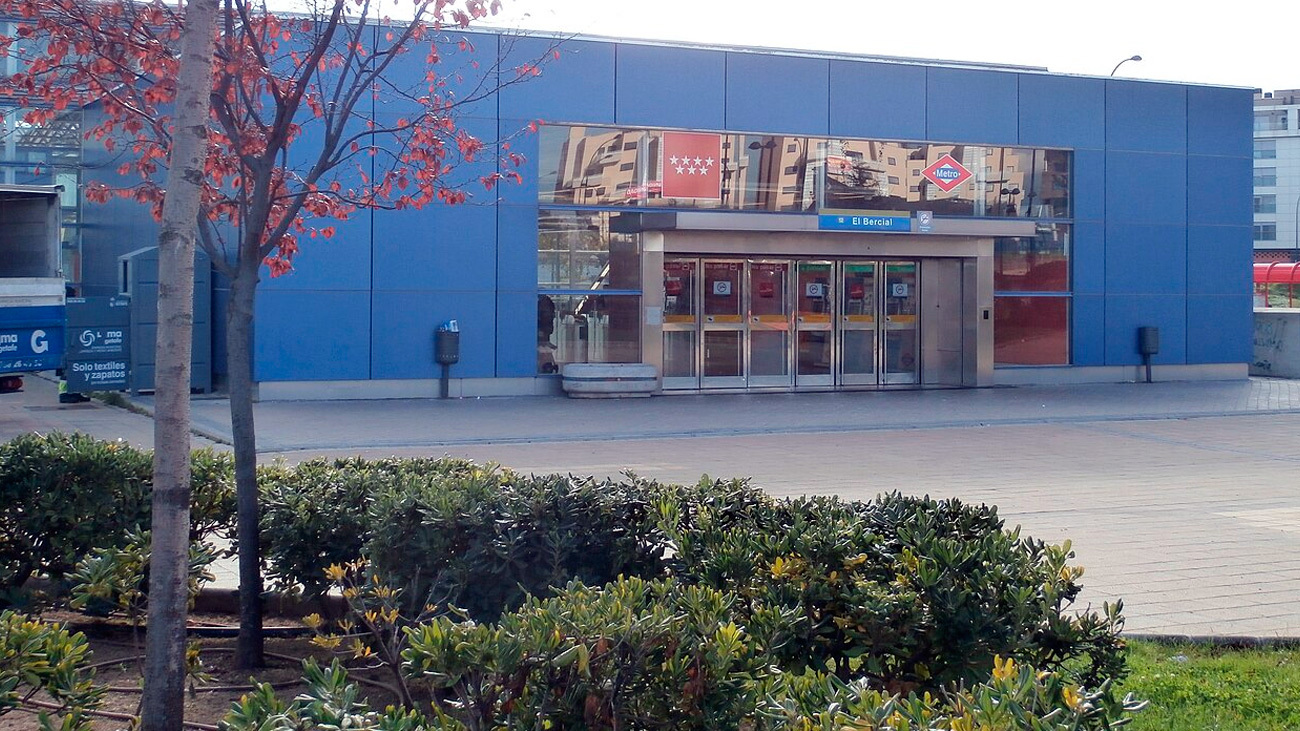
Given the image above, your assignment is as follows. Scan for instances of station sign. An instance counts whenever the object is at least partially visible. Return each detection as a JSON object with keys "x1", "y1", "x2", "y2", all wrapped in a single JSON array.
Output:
[
  {"x1": 818, "y1": 210, "x2": 912, "y2": 233},
  {"x1": 921, "y1": 154, "x2": 973, "y2": 193}
]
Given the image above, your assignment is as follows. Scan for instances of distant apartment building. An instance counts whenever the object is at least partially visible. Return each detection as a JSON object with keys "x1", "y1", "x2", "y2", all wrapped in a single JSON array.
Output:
[{"x1": 1255, "y1": 90, "x2": 1300, "y2": 260}]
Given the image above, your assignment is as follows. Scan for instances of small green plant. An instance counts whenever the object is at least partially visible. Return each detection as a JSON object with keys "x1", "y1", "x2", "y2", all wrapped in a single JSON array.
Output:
[
  {"x1": 68, "y1": 528, "x2": 217, "y2": 627},
  {"x1": 0, "y1": 610, "x2": 103, "y2": 730}
]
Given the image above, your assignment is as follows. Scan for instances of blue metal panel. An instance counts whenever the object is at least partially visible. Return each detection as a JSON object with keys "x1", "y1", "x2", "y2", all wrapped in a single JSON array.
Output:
[
  {"x1": 260, "y1": 208, "x2": 373, "y2": 292},
  {"x1": 1018, "y1": 74, "x2": 1104, "y2": 149},
  {"x1": 373, "y1": 204, "x2": 497, "y2": 292},
  {"x1": 1104, "y1": 295, "x2": 1187, "y2": 365},
  {"x1": 1072, "y1": 149, "x2": 1104, "y2": 223},
  {"x1": 1105, "y1": 151, "x2": 1186, "y2": 225},
  {"x1": 368, "y1": 113, "x2": 502, "y2": 192},
  {"x1": 828, "y1": 61, "x2": 925, "y2": 141},
  {"x1": 1187, "y1": 225, "x2": 1252, "y2": 296},
  {"x1": 1105, "y1": 223, "x2": 1186, "y2": 295},
  {"x1": 615, "y1": 44, "x2": 725, "y2": 130},
  {"x1": 497, "y1": 118, "x2": 540, "y2": 206},
  {"x1": 1187, "y1": 86, "x2": 1253, "y2": 158},
  {"x1": 254, "y1": 290, "x2": 370, "y2": 380},
  {"x1": 1187, "y1": 155, "x2": 1251, "y2": 227},
  {"x1": 1106, "y1": 80, "x2": 1186, "y2": 154},
  {"x1": 1070, "y1": 294, "x2": 1105, "y2": 366},
  {"x1": 369, "y1": 290, "x2": 495, "y2": 379},
  {"x1": 725, "y1": 52, "x2": 829, "y2": 136},
  {"x1": 1186, "y1": 295, "x2": 1252, "y2": 363},
  {"x1": 495, "y1": 290, "x2": 538, "y2": 377},
  {"x1": 499, "y1": 38, "x2": 615, "y2": 125},
  {"x1": 925, "y1": 68, "x2": 1018, "y2": 145},
  {"x1": 370, "y1": 29, "x2": 499, "y2": 118},
  {"x1": 497, "y1": 205, "x2": 539, "y2": 292},
  {"x1": 1072, "y1": 221, "x2": 1105, "y2": 295}
]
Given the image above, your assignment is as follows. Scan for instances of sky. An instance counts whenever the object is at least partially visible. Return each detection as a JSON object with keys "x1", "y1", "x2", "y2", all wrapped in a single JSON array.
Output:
[{"x1": 481, "y1": 0, "x2": 1293, "y2": 93}]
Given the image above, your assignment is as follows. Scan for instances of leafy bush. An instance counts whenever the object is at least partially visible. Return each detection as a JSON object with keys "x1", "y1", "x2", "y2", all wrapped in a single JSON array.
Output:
[
  {"x1": 661, "y1": 492, "x2": 1128, "y2": 693},
  {"x1": 365, "y1": 472, "x2": 680, "y2": 621},
  {"x1": 258, "y1": 456, "x2": 510, "y2": 600},
  {"x1": 239, "y1": 580, "x2": 1142, "y2": 731},
  {"x1": 0, "y1": 610, "x2": 103, "y2": 730},
  {"x1": 0, "y1": 432, "x2": 234, "y2": 590}
]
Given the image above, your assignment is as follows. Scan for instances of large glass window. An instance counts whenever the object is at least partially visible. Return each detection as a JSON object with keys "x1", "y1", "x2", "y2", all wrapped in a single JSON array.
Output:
[
  {"x1": 1255, "y1": 195, "x2": 1276, "y2": 214},
  {"x1": 537, "y1": 210, "x2": 640, "y2": 290},
  {"x1": 994, "y1": 224, "x2": 1069, "y2": 292},
  {"x1": 1254, "y1": 168, "x2": 1277, "y2": 187},
  {"x1": 994, "y1": 296, "x2": 1069, "y2": 365},
  {"x1": 1254, "y1": 140, "x2": 1277, "y2": 159},
  {"x1": 537, "y1": 293, "x2": 641, "y2": 373},
  {"x1": 1255, "y1": 224, "x2": 1277, "y2": 242},
  {"x1": 537, "y1": 125, "x2": 1071, "y2": 219},
  {"x1": 537, "y1": 209, "x2": 642, "y2": 374}
]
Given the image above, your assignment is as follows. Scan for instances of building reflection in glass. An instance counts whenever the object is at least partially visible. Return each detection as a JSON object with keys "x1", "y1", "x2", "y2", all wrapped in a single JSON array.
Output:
[{"x1": 538, "y1": 124, "x2": 1071, "y2": 220}]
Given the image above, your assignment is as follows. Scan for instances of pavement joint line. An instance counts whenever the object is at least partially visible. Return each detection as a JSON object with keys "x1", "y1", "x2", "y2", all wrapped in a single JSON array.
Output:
[
  {"x1": 248, "y1": 407, "x2": 1300, "y2": 453},
  {"x1": 1067, "y1": 420, "x2": 1300, "y2": 462}
]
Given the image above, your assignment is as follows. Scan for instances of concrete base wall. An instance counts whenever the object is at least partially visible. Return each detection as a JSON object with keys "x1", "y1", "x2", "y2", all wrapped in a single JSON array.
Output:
[
  {"x1": 256, "y1": 377, "x2": 564, "y2": 401},
  {"x1": 1252, "y1": 309, "x2": 1300, "y2": 378},
  {"x1": 257, "y1": 362, "x2": 1249, "y2": 401},
  {"x1": 994, "y1": 363, "x2": 1248, "y2": 386}
]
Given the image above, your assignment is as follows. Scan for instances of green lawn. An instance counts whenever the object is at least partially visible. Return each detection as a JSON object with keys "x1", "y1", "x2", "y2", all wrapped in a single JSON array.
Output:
[{"x1": 1120, "y1": 640, "x2": 1300, "y2": 730}]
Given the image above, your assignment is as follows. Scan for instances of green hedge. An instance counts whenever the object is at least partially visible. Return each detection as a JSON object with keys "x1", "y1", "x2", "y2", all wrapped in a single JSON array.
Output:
[
  {"x1": 0, "y1": 432, "x2": 234, "y2": 591},
  {"x1": 232, "y1": 577, "x2": 1143, "y2": 731}
]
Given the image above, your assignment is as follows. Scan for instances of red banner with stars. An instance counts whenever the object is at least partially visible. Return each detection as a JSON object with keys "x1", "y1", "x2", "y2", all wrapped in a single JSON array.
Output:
[{"x1": 661, "y1": 132, "x2": 722, "y2": 200}]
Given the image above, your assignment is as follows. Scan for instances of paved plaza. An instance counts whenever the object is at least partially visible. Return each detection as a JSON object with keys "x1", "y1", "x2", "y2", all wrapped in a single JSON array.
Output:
[{"x1": 3, "y1": 375, "x2": 1299, "y2": 637}]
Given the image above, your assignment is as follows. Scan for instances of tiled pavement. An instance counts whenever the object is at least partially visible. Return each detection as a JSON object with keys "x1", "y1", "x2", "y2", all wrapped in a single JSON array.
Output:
[{"x1": 4, "y1": 375, "x2": 1300, "y2": 636}]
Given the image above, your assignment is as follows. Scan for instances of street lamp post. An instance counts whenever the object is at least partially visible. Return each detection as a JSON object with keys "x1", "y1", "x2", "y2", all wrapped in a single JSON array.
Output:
[{"x1": 1110, "y1": 55, "x2": 1142, "y2": 76}]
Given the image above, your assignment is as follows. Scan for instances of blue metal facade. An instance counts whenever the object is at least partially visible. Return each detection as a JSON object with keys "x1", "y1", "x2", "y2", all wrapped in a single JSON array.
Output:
[{"x1": 82, "y1": 33, "x2": 1254, "y2": 386}]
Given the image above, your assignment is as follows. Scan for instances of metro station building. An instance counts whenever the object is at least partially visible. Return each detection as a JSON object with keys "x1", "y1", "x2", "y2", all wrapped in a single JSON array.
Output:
[{"x1": 77, "y1": 33, "x2": 1254, "y2": 398}]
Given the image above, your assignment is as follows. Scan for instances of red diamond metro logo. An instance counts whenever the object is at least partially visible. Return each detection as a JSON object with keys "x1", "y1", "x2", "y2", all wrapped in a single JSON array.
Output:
[{"x1": 921, "y1": 154, "x2": 973, "y2": 193}]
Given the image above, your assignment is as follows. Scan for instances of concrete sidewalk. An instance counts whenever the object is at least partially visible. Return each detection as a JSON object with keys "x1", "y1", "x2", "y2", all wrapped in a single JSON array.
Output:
[
  {"x1": 3, "y1": 375, "x2": 1300, "y2": 637},
  {"x1": 170, "y1": 377, "x2": 1300, "y2": 452}
]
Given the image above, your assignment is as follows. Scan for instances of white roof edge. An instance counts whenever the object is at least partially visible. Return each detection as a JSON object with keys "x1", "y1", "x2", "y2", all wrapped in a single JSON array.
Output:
[{"x1": 468, "y1": 25, "x2": 1256, "y2": 90}]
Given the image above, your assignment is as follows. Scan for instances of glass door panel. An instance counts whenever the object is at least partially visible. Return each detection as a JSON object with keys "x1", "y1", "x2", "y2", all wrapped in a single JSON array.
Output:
[
  {"x1": 747, "y1": 260, "x2": 791, "y2": 387},
  {"x1": 702, "y1": 260, "x2": 746, "y2": 387},
  {"x1": 883, "y1": 261, "x2": 919, "y2": 384},
  {"x1": 662, "y1": 258, "x2": 699, "y2": 389},
  {"x1": 838, "y1": 261, "x2": 877, "y2": 385},
  {"x1": 795, "y1": 261, "x2": 834, "y2": 387}
]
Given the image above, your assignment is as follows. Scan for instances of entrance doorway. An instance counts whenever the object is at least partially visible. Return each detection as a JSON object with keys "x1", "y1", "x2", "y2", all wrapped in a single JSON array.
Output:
[{"x1": 661, "y1": 257, "x2": 921, "y2": 391}]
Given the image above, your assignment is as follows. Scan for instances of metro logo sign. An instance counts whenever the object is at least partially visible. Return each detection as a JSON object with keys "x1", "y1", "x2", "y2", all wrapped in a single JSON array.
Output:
[
  {"x1": 920, "y1": 154, "x2": 973, "y2": 193},
  {"x1": 661, "y1": 132, "x2": 721, "y2": 200}
]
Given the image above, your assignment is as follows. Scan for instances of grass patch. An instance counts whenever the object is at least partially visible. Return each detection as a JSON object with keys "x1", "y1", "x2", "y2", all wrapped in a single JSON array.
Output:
[{"x1": 1121, "y1": 640, "x2": 1300, "y2": 730}]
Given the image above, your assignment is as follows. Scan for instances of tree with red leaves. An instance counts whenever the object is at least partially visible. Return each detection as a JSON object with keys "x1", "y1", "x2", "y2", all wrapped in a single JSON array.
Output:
[{"x1": 1, "y1": 0, "x2": 547, "y2": 677}]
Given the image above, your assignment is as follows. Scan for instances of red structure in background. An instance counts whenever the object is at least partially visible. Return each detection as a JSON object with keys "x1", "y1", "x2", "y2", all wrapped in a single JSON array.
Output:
[{"x1": 1254, "y1": 262, "x2": 1300, "y2": 308}]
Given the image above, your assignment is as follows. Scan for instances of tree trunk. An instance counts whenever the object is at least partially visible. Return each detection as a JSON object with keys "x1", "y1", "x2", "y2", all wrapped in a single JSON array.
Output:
[
  {"x1": 140, "y1": 0, "x2": 219, "y2": 727},
  {"x1": 228, "y1": 256, "x2": 264, "y2": 669}
]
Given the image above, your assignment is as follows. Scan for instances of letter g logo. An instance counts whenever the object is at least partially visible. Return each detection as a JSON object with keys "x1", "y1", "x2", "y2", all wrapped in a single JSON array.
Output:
[{"x1": 31, "y1": 330, "x2": 48, "y2": 354}]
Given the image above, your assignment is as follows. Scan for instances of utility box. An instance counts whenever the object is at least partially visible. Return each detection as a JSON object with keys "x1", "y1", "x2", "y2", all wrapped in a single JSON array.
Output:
[{"x1": 118, "y1": 246, "x2": 213, "y2": 393}]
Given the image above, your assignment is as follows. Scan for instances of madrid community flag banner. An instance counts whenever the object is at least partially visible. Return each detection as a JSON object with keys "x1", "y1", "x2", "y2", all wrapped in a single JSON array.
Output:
[{"x1": 661, "y1": 132, "x2": 722, "y2": 200}]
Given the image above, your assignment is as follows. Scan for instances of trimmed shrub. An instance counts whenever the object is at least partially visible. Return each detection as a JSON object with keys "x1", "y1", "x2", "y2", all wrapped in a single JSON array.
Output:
[
  {"x1": 241, "y1": 579, "x2": 1142, "y2": 731},
  {"x1": 258, "y1": 456, "x2": 497, "y2": 599},
  {"x1": 364, "y1": 472, "x2": 677, "y2": 620},
  {"x1": 661, "y1": 492, "x2": 1128, "y2": 692},
  {"x1": 0, "y1": 432, "x2": 234, "y2": 590}
]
